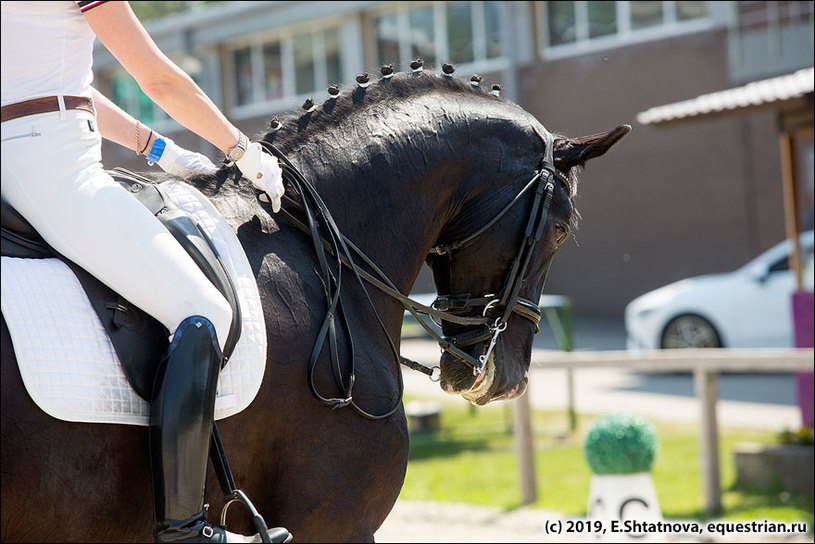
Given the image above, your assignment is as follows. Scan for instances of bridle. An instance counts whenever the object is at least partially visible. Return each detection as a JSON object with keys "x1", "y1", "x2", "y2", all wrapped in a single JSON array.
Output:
[
  {"x1": 423, "y1": 130, "x2": 570, "y2": 375},
  {"x1": 255, "y1": 128, "x2": 570, "y2": 418}
]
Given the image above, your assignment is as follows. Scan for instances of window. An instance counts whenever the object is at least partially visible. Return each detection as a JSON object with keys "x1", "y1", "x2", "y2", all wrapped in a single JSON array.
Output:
[
  {"x1": 447, "y1": 3, "x2": 474, "y2": 64},
  {"x1": 293, "y1": 33, "x2": 316, "y2": 96},
  {"x1": 372, "y1": 2, "x2": 505, "y2": 72},
  {"x1": 587, "y1": 1, "x2": 617, "y2": 39},
  {"x1": 228, "y1": 23, "x2": 347, "y2": 113},
  {"x1": 375, "y1": 13, "x2": 399, "y2": 68},
  {"x1": 631, "y1": 1, "x2": 663, "y2": 31},
  {"x1": 768, "y1": 256, "x2": 790, "y2": 274},
  {"x1": 483, "y1": 2, "x2": 502, "y2": 59},
  {"x1": 325, "y1": 27, "x2": 343, "y2": 86},
  {"x1": 233, "y1": 47, "x2": 253, "y2": 107},
  {"x1": 263, "y1": 43, "x2": 283, "y2": 101},
  {"x1": 409, "y1": 6, "x2": 436, "y2": 68},
  {"x1": 677, "y1": 1, "x2": 708, "y2": 21},
  {"x1": 547, "y1": 1, "x2": 576, "y2": 46},
  {"x1": 543, "y1": 1, "x2": 710, "y2": 56}
]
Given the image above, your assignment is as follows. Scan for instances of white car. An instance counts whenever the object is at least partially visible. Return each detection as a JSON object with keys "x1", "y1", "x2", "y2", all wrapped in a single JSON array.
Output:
[{"x1": 625, "y1": 231, "x2": 814, "y2": 350}]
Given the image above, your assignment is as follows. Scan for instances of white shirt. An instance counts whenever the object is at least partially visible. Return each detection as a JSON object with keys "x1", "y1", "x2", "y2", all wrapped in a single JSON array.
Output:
[{"x1": 1, "y1": 1, "x2": 104, "y2": 106}]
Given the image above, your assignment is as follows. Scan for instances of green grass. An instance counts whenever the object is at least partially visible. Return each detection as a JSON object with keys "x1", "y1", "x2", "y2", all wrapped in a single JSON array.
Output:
[{"x1": 400, "y1": 395, "x2": 814, "y2": 528}]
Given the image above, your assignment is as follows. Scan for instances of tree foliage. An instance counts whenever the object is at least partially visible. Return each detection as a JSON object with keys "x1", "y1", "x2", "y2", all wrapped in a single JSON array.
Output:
[{"x1": 130, "y1": 1, "x2": 222, "y2": 22}]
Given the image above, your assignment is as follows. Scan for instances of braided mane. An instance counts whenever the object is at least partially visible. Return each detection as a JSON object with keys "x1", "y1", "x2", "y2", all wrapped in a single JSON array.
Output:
[
  {"x1": 259, "y1": 70, "x2": 509, "y2": 150},
  {"x1": 188, "y1": 67, "x2": 578, "y2": 231}
]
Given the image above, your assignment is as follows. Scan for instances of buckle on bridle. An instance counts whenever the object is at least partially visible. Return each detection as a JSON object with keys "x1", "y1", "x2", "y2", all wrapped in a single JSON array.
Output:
[
  {"x1": 432, "y1": 294, "x2": 471, "y2": 312},
  {"x1": 482, "y1": 298, "x2": 500, "y2": 317},
  {"x1": 476, "y1": 319, "x2": 507, "y2": 375}
]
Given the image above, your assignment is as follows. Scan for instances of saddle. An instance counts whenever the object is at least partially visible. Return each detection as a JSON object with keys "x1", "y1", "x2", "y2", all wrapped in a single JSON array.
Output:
[{"x1": 0, "y1": 168, "x2": 242, "y2": 400}]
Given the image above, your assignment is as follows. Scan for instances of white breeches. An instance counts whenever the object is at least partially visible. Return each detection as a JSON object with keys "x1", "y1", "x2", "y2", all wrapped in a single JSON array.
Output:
[{"x1": 1, "y1": 108, "x2": 232, "y2": 351}]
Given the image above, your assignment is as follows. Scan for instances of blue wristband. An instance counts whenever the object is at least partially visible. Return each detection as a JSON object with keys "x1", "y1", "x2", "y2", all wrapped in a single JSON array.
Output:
[{"x1": 146, "y1": 137, "x2": 166, "y2": 164}]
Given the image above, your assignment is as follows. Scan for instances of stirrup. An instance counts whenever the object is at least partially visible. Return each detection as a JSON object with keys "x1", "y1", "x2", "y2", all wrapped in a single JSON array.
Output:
[
  {"x1": 209, "y1": 424, "x2": 290, "y2": 543},
  {"x1": 220, "y1": 490, "x2": 286, "y2": 544}
]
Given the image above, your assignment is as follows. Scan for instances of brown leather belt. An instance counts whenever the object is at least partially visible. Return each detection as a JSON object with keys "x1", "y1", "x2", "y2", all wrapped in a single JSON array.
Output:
[{"x1": 1, "y1": 95, "x2": 95, "y2": 123}]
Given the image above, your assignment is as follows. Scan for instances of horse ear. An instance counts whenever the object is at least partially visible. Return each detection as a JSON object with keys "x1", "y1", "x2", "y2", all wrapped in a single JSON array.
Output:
[{"x1": 553, "y1": 125, "x2": 631, "y2": 171}]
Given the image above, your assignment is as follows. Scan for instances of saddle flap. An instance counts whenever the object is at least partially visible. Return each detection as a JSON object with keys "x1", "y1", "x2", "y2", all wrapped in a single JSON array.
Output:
[
  {"x1": 1, "y1": 198, "x2": 51, "y2": 258},
  {"x1": 64, "y1": 261, "x2": 167, "y2": 399}
]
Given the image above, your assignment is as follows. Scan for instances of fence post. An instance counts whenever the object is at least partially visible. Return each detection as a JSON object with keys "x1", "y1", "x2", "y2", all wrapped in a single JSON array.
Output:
[
  {"x1": 514, "y1": 392, "x2": 538, "y2": 504},
  {"x1": 543, "y1": 301, "x2": 577, "y2": 432},
  {"x1": 694, "y1": 368, "x2": 722, "y2": 514},
  {"x1": 563, "y1": 301, "x2": 576, "y2": 432}
]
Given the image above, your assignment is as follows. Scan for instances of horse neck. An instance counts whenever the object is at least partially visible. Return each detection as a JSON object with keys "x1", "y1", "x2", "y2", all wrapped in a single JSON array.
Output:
[{"x1": 276, "y1": 92, "x2": 538, "y2": 294}]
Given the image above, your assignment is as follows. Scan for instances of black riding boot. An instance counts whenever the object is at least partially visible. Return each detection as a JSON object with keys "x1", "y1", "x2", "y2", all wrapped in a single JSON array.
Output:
[{"x1": 150, "y1": 316, "x2": 291, "y2": 543}]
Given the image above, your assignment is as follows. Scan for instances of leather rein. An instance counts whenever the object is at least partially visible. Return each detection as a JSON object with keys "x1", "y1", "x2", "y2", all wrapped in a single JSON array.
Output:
[{"x1": 254, "y1": 129, "x2": 569, "y2": 418}]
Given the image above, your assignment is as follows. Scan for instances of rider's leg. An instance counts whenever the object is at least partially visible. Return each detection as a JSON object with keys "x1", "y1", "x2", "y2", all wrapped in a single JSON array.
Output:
[
  {"x1": 1, "y1": 111, "x2": 233, "y2": 346},
  {"x1": 1, "y1": 110, "x2": 290, "y2": 543}
]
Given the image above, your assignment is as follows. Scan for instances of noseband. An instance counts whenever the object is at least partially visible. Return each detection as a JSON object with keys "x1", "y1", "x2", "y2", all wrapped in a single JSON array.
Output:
[{"x1": 426, "y1": 130, "x2": 571, "y2": 375}]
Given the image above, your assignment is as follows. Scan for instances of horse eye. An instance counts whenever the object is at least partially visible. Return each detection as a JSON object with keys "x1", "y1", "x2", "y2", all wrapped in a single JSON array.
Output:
[{"x1": 554, "y1": 222, "x2": 568, "y2": 243}]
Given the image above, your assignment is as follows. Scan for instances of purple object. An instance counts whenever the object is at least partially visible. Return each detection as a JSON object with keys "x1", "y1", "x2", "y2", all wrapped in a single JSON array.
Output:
[{"x1": 793, "y1": 291, "x2": 814, "y2": 427}]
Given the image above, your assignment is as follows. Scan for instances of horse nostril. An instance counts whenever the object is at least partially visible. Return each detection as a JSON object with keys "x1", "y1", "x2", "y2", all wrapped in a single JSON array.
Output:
[{"x1": 507, "y1": 376, "x2": 528, "y2": 400}]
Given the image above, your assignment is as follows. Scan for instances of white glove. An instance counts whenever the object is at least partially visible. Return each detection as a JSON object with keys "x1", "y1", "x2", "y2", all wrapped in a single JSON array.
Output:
[
  {"x1": 235, "y1": 141, "x2": 285, "y2": 213},
  {"x1": 155, "y1": 137, "x2": 219, "y2": 179}
]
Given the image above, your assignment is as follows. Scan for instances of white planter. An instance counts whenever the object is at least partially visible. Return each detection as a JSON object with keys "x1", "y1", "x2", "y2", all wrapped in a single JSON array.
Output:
[{"x1": 586, "y1": 473, "x2": 662, "y2": 542}]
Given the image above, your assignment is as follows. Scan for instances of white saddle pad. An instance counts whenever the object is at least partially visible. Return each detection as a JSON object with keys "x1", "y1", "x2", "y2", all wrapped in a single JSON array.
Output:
[{"x1": 0, "y1": 180, "x2": 267, "y2": 426}]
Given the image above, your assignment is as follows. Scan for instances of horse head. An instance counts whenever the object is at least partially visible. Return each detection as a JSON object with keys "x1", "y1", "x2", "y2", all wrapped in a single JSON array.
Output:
[{"x1": 425, "y1": 122, "x2": 631, "y2": 405}]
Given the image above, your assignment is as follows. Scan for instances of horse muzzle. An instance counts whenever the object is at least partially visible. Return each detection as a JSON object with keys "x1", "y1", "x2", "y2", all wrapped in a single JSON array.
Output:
[{"x1": 438, "y1": 347, "x2": 528, "y2": 406}]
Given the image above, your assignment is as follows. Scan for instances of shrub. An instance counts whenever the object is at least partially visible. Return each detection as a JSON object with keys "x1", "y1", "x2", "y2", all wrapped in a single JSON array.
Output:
[{"x1": 584, "y1": 413, "x2": 659, "y2": 475}]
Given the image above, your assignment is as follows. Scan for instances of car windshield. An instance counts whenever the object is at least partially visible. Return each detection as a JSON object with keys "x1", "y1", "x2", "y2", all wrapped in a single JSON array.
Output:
[{"x1": 738, "y1": 230, "x2": 814, "y2": 276}]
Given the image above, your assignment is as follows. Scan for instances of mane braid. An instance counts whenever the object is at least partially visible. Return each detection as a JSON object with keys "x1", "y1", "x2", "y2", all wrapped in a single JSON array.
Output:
[
  {"x1": 255, "y1": 70, "x2": 577, "y2": 203},
  {"x1": 258, "y1": 71, "x2": 508, "y2": 152}
]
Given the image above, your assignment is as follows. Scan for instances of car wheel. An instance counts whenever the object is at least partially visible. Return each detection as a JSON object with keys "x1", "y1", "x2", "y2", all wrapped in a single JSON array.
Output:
[{"x1": 661, "y1": 314, "x2": 722, "y2": 349}]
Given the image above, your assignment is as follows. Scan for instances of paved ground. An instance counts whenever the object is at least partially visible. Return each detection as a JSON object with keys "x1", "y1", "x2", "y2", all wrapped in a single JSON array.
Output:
[
  {"x1": 372, "y1": 318, "x2": 810, "y2": 543},
  {"x1": 375, "y1": 500, "x2": 571, "y2": 543},
  {"x1": 375, "y1": 500, "x2": 813, "y2": 543}
]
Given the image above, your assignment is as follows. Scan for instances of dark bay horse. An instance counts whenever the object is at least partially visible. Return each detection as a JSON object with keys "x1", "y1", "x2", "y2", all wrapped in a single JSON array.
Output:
[{"x1": 1, "y1": 71, "x2": 629, "y2": 542}]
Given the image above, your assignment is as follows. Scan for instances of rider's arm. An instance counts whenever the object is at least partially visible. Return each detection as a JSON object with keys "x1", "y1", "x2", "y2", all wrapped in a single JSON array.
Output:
[
  {"x1": 91, "y1": 87, "x2": 149, "y2": 153},
  {"x1": 92, "y1": 86, "x2": 218, "y2": 178},
  {"x1": 82, "y1": 1, "x2": 285, "y2": 210},
  {"x1": 82, "y1": 2, "x2": 240, "y2": 155}
]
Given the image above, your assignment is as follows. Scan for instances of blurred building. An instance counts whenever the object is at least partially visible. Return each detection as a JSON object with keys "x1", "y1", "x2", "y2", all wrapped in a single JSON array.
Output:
[{"x1": 92, "y1": 1, "x2": 815, "y2": 317}]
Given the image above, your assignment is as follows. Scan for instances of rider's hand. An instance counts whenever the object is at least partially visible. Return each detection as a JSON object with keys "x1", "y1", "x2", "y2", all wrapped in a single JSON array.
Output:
[
  {"x1": 235, "y1": 141, "x2": 285, "y2": 213},
  {"x1": 155, "y1": 138, "x2": 219, "y2": 179}
]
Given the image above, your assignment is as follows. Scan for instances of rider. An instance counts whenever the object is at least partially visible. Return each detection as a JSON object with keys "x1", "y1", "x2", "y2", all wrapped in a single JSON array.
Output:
[{"x1": 1, "y1": 2, "x2": 288, "y2": 542}]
